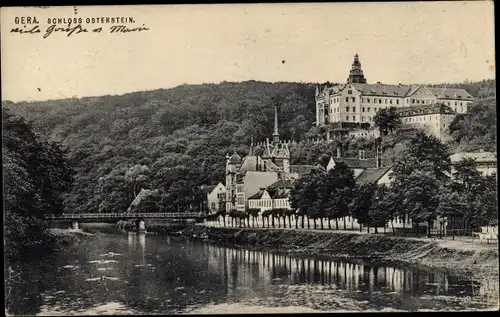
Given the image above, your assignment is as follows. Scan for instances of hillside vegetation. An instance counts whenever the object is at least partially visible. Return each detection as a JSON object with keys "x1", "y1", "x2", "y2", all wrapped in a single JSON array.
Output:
[{"x1": 2, "y1": 79, "x2": 496, "y2": 214}]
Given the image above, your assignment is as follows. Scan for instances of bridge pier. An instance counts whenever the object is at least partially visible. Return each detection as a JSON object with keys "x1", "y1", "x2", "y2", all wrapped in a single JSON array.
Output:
[
  {"x1": 136, "y1": 219, "x2": 146, "y2": 233},
  {"x1": 71, "y1": 220, "x2": 79, "y2": 230}
]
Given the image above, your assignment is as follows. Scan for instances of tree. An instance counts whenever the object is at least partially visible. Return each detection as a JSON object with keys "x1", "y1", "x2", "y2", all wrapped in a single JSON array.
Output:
[
  {"x1": 3, "y1": 109, "x2": 74, "y2": 263},
  {"x1": 373, "y1": 107, "x2": 401, "y2": 136},
  {"x1": 319, "y1": 161, "x2": 356, "y2": 230},
  {"x1": 389, "y1": 131, "x2": 452, "y2": 237},
  {"x1": 290, "y1": 169, "x2": 323, "y2": 229},
  {"x1": 247, "y1": 208, "x2": 260, "y2": 227},
  {"x1": 349, "y1": 183, "x2": 376, "y2": 232}
]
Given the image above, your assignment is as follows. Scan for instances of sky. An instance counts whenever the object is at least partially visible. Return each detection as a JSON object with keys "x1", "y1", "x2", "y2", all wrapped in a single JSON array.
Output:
[{"x1": 1, "y1": 2, "x2": 496, "y2": 102}]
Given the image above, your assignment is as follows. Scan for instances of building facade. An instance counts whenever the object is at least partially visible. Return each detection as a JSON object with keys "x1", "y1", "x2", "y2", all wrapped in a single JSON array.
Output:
[
  {"x1": 315, "y1": 54, "x2": 475, "y2": 130},
  {"x1": 396, "y1": 103, "x2": 457, "y2": 140},
  {"x1": 225, "y1": 106, "x2": 306, "y2": 212},
  {"x1": 204, "y1": 182, "x2": 226, "y2": 213},
  {"x1": 450, "y1": 151, "x2": 497, "y2": 177}
]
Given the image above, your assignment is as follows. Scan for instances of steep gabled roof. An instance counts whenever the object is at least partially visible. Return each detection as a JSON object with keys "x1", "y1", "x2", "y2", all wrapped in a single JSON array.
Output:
[
  {"x1": 336, "y1": 157, "x2": 393, "y2": 169},
  {"x1": 290, "y1": 164, "x2": 321, "y2": 176},
  {"x1": 202, "y1": 185, "x2": 217, "y2": 194},
  {"x1": 268, "y1": 179, "x2": 295, "y2": 189},
  {"x1": 247, "y1": 188, "x2": 267, "y2": 200},
  {"x1": 355, "y1": 166, "x2": 392, "y2": 185}
]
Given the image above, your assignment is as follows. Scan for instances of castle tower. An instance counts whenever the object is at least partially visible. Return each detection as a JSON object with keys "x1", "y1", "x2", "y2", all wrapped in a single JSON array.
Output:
[{"x1": 347, "y1": 53, "x2": 367, "y2": 84}]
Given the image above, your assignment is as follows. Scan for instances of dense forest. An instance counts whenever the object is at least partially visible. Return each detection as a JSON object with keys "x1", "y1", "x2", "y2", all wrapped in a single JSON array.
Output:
[
  {"x1": 3, "y1": 109, "x2": 74, "y2": 263},
  {"x1": 2, "y1": 79, "x2": 496, "y2": 215}
]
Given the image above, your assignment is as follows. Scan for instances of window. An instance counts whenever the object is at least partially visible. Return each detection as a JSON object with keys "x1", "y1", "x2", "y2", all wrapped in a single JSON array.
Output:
[
  {"x1": 345, "y1": 97, "x2": 349, "y2": 102},
  {"x1": 346, "y1": 116, "x2": 349, "y2": 121},
  {"x1": 211, "y1": 202, "x2": 216, "y2": 209},
  {"x1": 346, "y1": 106, "x2": 350, "y2": 112},
  {"x1": 362, "y1": 97, "x2": 365, "y2": 102},
  {"x1": 368, "y1": 107, "x2": 370, "y2": 112},
  {"x1": 348, "y1": 90, "x2": 352, "y2": 94},
  {"x1": 396, "y1": 99, "x2": 399, "y2": 105},
  {"x1": 351, "y1": 97, "x2": 355, "y2": 102},
  {"x1": 411, "y1": 99, "x2": 415, "y2": 103},
  {"x1": 353, "y1": 107, "x2": 356, "y2": 112},
  {"x1": 362, "y1": 107, "x2": 365, "y2": 112},
  {"x1": 361, "y1": 116, "x2": 365, "y2": 121},
  {"x1": 352, "y1": 116, "x2": 356, "y2": 121},
  {"x1": 367, "y1": 98, "x2": 370, "y2": 102},
  {"x1": 379, "y1": 99, "x2": 382, "y2": 104}
]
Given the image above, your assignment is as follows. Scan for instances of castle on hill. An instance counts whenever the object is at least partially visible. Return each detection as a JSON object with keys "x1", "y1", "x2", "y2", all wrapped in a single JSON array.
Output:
[{"x1": 315, "y1": 54, "x2": 475, "y2": 140}]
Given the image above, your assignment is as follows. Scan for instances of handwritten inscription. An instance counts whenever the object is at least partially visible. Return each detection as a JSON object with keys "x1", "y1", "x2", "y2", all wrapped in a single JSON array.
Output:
[{"x1": 10, "y1": 24, "x2": 150, "y2": 38}]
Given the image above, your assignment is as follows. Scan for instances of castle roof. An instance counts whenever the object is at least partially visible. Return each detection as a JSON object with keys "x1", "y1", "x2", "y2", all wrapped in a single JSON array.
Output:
[
  {"x1": 352, "y1": 83, "x2": 412, "y2": 97},
  {"x1": 319, "y1": 83, "x2": 473, "y2": 100},
  {"x1": 396, "y1": 103, "x2": 456, "y2": 117},
  {"x1": 428, "y1": 87, "x2": 474, "y2": 100}
]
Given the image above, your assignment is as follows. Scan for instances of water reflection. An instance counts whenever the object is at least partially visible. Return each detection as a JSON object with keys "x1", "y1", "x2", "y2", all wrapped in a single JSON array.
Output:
[{"x1": 5, "y1": 234, "x2": 498, "y2": 315}]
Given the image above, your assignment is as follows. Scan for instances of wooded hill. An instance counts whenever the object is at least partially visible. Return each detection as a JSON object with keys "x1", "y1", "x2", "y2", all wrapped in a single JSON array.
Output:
[{"x1": 3, "y1": 79, "x2": 496, "y2": 214}]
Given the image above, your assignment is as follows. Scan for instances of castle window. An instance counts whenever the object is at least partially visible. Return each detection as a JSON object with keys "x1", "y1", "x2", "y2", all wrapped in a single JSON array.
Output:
[
  {"x1": 346, "y1": 106, "x2": 350, "y2": 112},
  {"x1": 346, "y1": 97, "x2": 349, "y2": 102},
  {"x1": 379, "y1": 99, "x2": 382, "y2": 104},
  {"x1": 362, "y1": 107, "x2": 365, "y2": 112},
  {"x1": 353, "y1": 107, "x2": 356, "y2": 112}
]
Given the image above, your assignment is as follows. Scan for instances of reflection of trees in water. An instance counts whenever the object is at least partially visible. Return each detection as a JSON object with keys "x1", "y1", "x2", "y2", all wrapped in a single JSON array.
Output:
[
  {"x1": 201, "y1": 244, "x2": 485, "y2": 306},
  {"x1": 122, "y1": 235, "x2": 228, "y2": 313},
  {"x1": 6, "y1": 236, "x2": 490, "y2": 315}
]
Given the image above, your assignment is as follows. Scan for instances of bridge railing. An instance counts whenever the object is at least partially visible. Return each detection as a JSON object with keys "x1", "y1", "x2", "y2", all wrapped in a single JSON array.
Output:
[{"x1": 45, "y1": 212, "x2": 204, "y2": 220}]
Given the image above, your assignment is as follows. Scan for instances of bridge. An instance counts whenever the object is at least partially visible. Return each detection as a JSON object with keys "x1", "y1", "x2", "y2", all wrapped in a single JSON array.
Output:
[{"x1": 45, "y1": 212, "x2": 212, "y2": 232}]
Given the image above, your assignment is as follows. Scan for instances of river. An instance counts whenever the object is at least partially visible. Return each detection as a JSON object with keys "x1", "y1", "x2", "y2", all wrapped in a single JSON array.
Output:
[{"x1": 5, "y1": 232, "x2": 496, "y2": 315}]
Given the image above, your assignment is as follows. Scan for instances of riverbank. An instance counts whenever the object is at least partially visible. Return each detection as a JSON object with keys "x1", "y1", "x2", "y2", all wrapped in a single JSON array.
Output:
[{"x1": 177, "y1": 226, "x2": 499, "y2": 278}]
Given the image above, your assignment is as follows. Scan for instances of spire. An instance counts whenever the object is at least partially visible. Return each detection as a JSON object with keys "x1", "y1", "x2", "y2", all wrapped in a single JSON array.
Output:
[{"x1": 272, "y1": 105, "x2": 280, "y2": 144}]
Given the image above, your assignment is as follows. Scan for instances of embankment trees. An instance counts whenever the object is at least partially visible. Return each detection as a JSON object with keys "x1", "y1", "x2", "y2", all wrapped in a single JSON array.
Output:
[{"x1": 3, "y1": 108, "x2": 74, "y2": 263}]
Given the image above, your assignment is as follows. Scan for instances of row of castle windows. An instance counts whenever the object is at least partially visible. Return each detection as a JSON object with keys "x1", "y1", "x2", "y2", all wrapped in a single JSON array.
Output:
[
  {"x1": 331, "y1": 106, "x2": 388, "y2": 114},
  {"x1": 327, "y1": 96, "x2": 472, "y2": 107}
]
